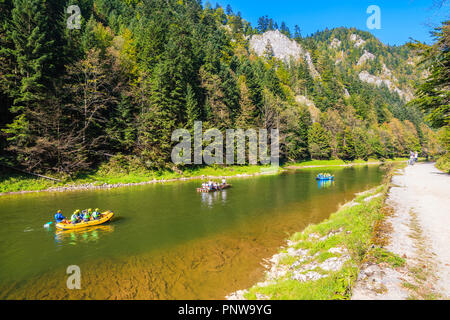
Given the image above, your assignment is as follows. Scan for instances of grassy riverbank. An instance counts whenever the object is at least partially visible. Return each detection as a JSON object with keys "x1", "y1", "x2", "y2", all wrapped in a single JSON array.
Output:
[
  {"x1": 230, "y1": 166, "x2": 404, "y2": 300},
  {"x1": 0, "y1": 165, "x2": 280, "y2": 194},
  {"x1": 0, "y1": 158, "x2": 408, "y2": 194},
  {"x1": 285, "y1": 158, "x2": 411, "y2": 168}
]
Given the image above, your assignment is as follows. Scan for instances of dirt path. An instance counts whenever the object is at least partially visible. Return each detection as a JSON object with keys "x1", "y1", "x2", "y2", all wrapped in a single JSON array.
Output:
[{"x1": 353, "y1": 163, "x2": 450, "y2": 300}]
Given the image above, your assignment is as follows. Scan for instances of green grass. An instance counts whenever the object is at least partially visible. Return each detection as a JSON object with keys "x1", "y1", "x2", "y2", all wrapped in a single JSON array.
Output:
[
  {"x1": 0, "y1": 173, "x2": 62, "y2": 193},
  {"x1": 285, "y1": 158, "x2": 410, "y2": 168},
  {"x1": 370, "y1": 247, "x2": 406, "y2": 268},
  {"x1": 286, "y1": 159, "x2": 348, "y2": 167},
  {"x1": 0, "y1": 164, "x2": 281, "y2": 194},
  {"x1": 73, "y1": 164, "x2": 279, "y2": 184},
  {"x1": 245, "y1": 268, "x2": 357, "y2": 300},
  {"x1": 1, "y1": 156, "x2": 412, "y2": 194},
  {"x1": 244, "y1": 184, "x2": 392, "y2": 300}
]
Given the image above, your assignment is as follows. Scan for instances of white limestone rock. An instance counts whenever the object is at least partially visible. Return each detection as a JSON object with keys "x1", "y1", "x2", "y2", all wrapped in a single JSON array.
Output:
[
  {"x1": 357, "y1": 50, "x2": 376, "y2": 66},
  {"x1": 330, "y1": 38, "x2": 342, "y2": 49},
  {"x1": 250, "y1": 30, "x2": 321, "y2": 79},
  {"x1": 350, "y1": 34, "x2": 366, "y2": 48}
]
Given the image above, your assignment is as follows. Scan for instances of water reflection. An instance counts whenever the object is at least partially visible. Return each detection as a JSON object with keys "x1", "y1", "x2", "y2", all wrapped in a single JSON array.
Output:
[
  {"x1": 0, "y1": 165, "x2": 385, "y2": 299},
  {"x1": 200, "y1": 190, "x2": 227, "y2": 207},
  {"x1": 54, "y1": 225, "x2": 115, "y2": 246},
  {"x1": 317, "y1": 179, "x2": 335, "y2": 189}
]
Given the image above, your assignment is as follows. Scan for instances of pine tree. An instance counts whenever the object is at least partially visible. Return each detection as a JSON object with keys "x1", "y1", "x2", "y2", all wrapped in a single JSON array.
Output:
[
  {"x1": 409, "y1": 21, "x2": 449, "y2": 129},
  {"x1": 337, "y1": 127, "x2": 356, "y2": 160},
  {"x1": 236, "y1": 77, "x2": 257, "y2": 129},
  {"x1": 137, "y1": 62, "x2": 177, "y2": 169},
  {"x1": 308, "y1": 122, "x2": 331, "y2": 159},
  {"x1": 226, "y1": 4, "x2": 233, "y2": 16},
  {"x1": 280, "y1": 22, "x2": 290, "y2": 37},
  {"x1": 186, "y1": 83, "x2": 200, "y2": 129},
  {"x1": 2, "y1": 0, "x2": 67, "y2": 171},
  {"x1": 0, "y1": 0, "x2": 14, "y2": 157},
  {"x1": 294, "y1": 25, "x2": 302, "y2": 41},
  {"x1": 264, "y1": 40, "x2": 275, "y2": 60}
]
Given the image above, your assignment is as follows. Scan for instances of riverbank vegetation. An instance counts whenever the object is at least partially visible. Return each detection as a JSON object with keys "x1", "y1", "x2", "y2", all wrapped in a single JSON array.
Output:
[
  {"x1": 0, "y1": 157, "x2": 410, "y2": 194},
  {"x1": 237, "y1": 169, "x2": 403, "y2": 300},
  {"x1": 408, "y1": 21, "x2": 449, "y2": 172},
  {"x1": 0, "y1": 163, "x2": 280, "y2": 193},
  {"x1": 436, "y1": 154, "x2": 450, "y2": 173},
  {"x1": 286, "y1": 158, "x2": 414, "y2": 168},
  {"x1": 0, "y1": 0, "x2": 445, "y2": 185}
]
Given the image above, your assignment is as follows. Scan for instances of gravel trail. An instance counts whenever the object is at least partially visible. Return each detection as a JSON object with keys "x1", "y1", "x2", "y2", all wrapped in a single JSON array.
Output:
[{"x1": 353, "y1": 163, "x2": 450, "y2": 300}]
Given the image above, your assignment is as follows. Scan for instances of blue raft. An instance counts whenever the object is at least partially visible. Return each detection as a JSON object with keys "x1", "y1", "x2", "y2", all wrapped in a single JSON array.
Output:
[{"x1": 316, "y1": 174, "x2": 334, "y2": 181}]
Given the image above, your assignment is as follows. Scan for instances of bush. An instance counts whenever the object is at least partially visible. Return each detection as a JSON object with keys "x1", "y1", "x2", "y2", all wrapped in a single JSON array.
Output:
[{"x1": 436, "y1": 154, "x2": 450, "y2": 173}]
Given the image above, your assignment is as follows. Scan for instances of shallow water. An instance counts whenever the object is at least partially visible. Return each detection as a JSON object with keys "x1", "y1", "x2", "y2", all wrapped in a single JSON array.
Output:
[{"x1": 0, "y1": 166, "x2": 384, "y2": 299}]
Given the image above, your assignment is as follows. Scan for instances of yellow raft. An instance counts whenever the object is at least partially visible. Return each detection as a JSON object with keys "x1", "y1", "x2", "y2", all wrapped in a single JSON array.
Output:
[{"x1": 56, "y1": 211, "x2": 115, "y2": 231}]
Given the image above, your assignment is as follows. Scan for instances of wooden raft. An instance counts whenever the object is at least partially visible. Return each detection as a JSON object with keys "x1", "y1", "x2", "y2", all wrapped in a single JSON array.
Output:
[{"x1": 197, "y1": 184, "x2": 232, "y2": 193}]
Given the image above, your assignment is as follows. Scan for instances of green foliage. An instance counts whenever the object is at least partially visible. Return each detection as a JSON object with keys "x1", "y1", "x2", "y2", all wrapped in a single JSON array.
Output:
[
  {"x1": 308, "y1": 123, "x2": 331, "y2": 160},
  {"x1": 0, "y1": 0, "x2": 443, "y2": 179},
  {"x1": 436, "y1": 153, "x2": 450, "y2": 173},
  {"x1": 409, "y1": 21, "x2": 449, "y2": 129},
  {"x1": 370, "y1": 248, "x2": 406, "y2": 268}
]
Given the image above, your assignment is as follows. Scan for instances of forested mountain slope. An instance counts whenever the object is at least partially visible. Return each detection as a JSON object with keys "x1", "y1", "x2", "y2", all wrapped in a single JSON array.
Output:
[{"x1": 0, "y1": 0, "x2": 442, "y2": 176}]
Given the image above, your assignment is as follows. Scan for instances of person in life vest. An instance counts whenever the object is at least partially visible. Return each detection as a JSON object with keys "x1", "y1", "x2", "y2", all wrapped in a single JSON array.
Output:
[
  {"x1": 71, "y1": 210, "x2": 81, "y2": 224},
  {"x1": 92, "y1": 208, "x2": 101, "y2": 220},
  {"x1": 83, "y1": 209, "x2": 93, "y2": 222},
  {"x1": 54, "y1": 210, "x2": 66, "y2": 223}
]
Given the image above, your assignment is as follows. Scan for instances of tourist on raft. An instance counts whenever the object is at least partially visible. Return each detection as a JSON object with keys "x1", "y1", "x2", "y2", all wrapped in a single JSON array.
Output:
[
  {"x1": 83, "y1": 209, "x2": 92, "y2": 222},
  {"x1": 71, "y1": 210, "x2": 81, "y2": 224},
  {"x1": 54, "y1": 210, "x2": 66, "y2": 223},
  {"x1": 201, "y1": 181, "x2": 226, "y2": 191},
  {"x1": 92, "y1": 209, "x2": 101, "y2": 220},
  {"x1": 68, "y1": 209, "x2": 102, "y2": 224}
]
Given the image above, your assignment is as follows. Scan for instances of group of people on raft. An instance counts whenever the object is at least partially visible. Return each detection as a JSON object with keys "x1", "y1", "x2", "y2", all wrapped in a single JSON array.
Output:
[
  {"x1": 201, "y1": 179, "x2": 227, "y2": 191},
  {"x1": 316, "y1": 173, "x2": 333, "y2": 180},
  {"x1": 54, "y1": 209, "x2": 103, "y2": 225}
]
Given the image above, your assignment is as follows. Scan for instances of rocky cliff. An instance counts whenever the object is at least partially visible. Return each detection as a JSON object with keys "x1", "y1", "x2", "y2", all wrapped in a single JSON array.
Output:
[{"x1": 250, "y1": 30, "x2": 321, "y2": 79}]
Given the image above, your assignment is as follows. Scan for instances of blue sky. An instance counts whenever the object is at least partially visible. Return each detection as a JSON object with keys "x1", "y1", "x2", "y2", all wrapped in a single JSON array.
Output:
[{"x1": 212, "y1": 0, "x2": 449, "y2": 45}]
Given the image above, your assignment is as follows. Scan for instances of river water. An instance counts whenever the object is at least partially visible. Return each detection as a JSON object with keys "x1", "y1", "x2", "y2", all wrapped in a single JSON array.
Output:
[{"x1": 0, "y1": 165, "x2": 384, "y2": 299}]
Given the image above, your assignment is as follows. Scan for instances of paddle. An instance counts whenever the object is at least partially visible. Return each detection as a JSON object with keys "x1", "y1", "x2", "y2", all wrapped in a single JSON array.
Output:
[{"x1": 44, "y1": 221, "x2": 53, "y2": 228}]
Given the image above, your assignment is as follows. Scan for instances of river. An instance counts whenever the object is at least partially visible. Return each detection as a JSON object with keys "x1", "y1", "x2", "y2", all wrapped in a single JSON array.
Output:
[{"x1": 0, "y1": 165, "x2": 385, "y2": 299}]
